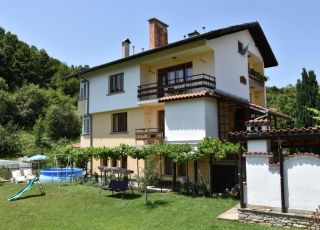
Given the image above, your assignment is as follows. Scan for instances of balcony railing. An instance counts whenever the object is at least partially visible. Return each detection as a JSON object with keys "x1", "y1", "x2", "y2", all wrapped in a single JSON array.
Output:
[
  {"x1": 135, "y1": 128, "x2": 164, "y2": 144},
  {"x1": 137, "y1": 74, "x2": 216, "y2": 101},
  {"x1": 249, "y1": 74, "x2": 264, "y2": 87}
]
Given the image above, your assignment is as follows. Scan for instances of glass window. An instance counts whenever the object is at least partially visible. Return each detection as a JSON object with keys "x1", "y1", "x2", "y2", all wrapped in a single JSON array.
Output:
[
  {"x1": 157, "y1": 62, "x2": 193, "y2": 85},
  {"x1": 112, "y1": 112, "x2": 127, "y2": 132},
  {"x1": 176, "y1": 68, "x2": 184, "y2": 82},
  {"x1": 109, "y1": 73, "x2": 124, "y2": 93},
  {"x1": 164, "y1": 157, "x2": 173, "y2": 175},
  {"x1": 80, "y1": 81, "x2": 88, "y2": 99},
  {"x1": 82, "y1": 115, "x2": 90, "y2": 134}
]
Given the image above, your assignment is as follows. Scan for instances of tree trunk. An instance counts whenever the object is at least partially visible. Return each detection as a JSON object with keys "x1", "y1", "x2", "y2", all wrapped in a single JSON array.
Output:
[{"x1": 137, "y1": 159, "x2": 140, "y2": 187}]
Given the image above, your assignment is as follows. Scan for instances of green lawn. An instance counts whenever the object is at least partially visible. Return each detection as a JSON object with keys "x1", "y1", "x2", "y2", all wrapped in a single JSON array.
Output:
[{"x1": 0, "y1": 182, "x2": 278, "y2": 230}]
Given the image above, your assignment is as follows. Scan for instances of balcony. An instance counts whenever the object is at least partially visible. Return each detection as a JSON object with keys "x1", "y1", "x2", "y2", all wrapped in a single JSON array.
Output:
[
  {"x1": 135, "y1": 128, "x2": 164, "y2": 144},
  {"x1": 137, "y1": 74, "x2": 216, "y2": 101}
]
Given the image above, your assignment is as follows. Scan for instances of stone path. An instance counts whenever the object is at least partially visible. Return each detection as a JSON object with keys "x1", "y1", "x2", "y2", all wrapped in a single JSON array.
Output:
[{"x1": 217, "y1": 204, "x2": 240, "y2": 221}]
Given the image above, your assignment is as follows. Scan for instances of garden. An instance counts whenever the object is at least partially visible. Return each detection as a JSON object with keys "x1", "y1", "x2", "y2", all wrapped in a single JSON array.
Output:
[{"x1": 0, "y1": 182, "x2": 282, "y2": 230}]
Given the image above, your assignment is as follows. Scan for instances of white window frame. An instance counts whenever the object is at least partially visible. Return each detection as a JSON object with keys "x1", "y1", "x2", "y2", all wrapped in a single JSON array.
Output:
[
  {"x1": 82, "y1": 115, "x2": 90, "y2": 134},
  {"x1": 80, "y1": 81, "x2": 88, "y2": 100}
]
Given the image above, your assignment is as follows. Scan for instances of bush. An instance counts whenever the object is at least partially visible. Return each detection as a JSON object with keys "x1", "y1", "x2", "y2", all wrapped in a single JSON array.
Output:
[
  {"x1": 44, "y1": 104, "x2": 80, "y2": 141},
  {"x1": 14, "y1": 84, "x2": 48, "y2": 128},
  {"x1": 0, "y1": 90, "x2": 17, "y2": 125},
  {"x1": 0, "y1": 124, "x2": 21, "y2": 158}
]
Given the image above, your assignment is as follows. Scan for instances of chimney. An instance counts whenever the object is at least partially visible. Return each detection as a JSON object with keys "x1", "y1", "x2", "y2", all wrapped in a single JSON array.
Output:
[
  {"x1": 122, "y1": 38, "x2": 131, "y2": 58},
  {"x1": 148, "y1": 18, "x2": 169, "y2": 49}
]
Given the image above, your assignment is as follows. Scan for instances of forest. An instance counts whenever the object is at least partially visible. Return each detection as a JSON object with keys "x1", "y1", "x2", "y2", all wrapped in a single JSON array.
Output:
[
  {"x1": 0, "y1": 26, "x2": 87, "y2": 158},
  {"x1": 0, "y1": 26, "x2": 319, "y2": 159}
]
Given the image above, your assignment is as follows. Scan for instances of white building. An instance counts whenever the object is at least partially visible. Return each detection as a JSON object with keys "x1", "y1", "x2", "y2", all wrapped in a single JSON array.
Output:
[{"x1": 72, "y1": 18, "x2": 290, "y2": 191}]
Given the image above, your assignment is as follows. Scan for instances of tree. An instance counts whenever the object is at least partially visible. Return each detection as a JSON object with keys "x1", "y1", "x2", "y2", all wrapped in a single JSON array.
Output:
[
  {"x1": 14, "y1": 84, "x2": 48, "y2": 128},
  {"x1": 44, "y1": 104, "x2": 80, "y2": 140},
  {"x1": 267, "y1": 85, "x2": 296, "y2": 127},
  {"x1": 0, "y1": 124, "x2": 21, "y2": 158},
  {"x1": 295, "y1": 68, "x2": 319, "y2": 128},
  {"x1": 0, "y1": 90, "x2": 17, "y2": 125}
]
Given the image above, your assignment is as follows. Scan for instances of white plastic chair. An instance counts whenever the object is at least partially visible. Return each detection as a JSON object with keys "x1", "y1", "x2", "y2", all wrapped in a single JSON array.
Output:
[
  {"x1": 23, "y1": 168, "x2": 36, "y2": 181},
  {"x1": 10, "y1": 170, "x2": 26, "y2": 183}
]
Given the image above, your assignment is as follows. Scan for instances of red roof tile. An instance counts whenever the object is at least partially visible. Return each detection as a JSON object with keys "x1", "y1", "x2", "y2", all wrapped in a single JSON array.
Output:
[
  {"x1": 228, "y1": 127, "x2": 320, "y2": 139},
  {"x1": 158, "y1": 90, "x2": 219, "y2": 102},
  {"x1": 245, "y1": 118, "x2": 271, "y2": 126}
]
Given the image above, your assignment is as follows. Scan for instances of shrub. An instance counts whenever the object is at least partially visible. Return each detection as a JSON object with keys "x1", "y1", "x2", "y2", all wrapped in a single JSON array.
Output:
[
  {"x1": 14, "y1": 84, "x2": 48, "y2": 128},
  {"x1": 44, "y1": 104, "x2": 80, "y2": 140},
  {"x1": 0, "y1": 124, "x2": 21, "y2": 158},
  {"x1": 0, "y1": 90, "x2": 17, "y2": 125}
]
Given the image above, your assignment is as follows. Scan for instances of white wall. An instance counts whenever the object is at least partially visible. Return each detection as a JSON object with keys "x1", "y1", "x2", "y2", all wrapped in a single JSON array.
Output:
[
  {"x1": 204, "y1": 98, "x2": 219, "y2": 137},
  {"x1": 207, "y1": 30, "x2": 263, "y2": 100},
  {"x1": 246, "y1": 153, "x2": 320, "y2": 212},
  {"x1": 84, "y1": 65, "x2": 140, "y2": 113},
  {"x1": 247, "y1": 140, "x2": 271, "y2": 152},
  {"x1": 165, "y1": 98, "x2": 218, "y2": 143},
  {"x1": 285, "y1": 156, "x2": 320, "y2": 212},
  {"x1": 246, "y1": 156, "x2": 281, "y2": 208}
]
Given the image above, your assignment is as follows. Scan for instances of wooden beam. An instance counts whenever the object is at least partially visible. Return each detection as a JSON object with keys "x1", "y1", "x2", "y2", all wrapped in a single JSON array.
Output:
[
  {"x1": 278, "y1": 140, "x2": 287, "y2": 213},
  {"x1": 172, "y1": 161, "x2": 177, "y2": 192},
  {"x1": 239, "y1": 142, "x2": 246, "y2": 208}
]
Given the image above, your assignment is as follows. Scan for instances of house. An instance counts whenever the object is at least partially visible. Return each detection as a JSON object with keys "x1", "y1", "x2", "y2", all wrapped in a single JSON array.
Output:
[{"x1": 73, "y1": 18, "x2": 290, "y2": 192}]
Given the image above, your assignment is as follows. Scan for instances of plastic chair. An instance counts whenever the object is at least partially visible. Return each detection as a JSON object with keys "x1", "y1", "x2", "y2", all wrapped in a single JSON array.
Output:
[{"x1": 10, "y1": 170, "x2": 26, "y2": 183}]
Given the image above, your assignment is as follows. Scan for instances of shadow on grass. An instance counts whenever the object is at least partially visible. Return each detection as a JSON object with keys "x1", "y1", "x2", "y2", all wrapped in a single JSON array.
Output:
[
  {"x1": 13, "y1": 193, "x2": 45, "y2": 201},
  {"x1": 104, "y1": 193, "x2": 142, "y2": 200},
  {"x1": 145, "y1": 200, "x2": 170, "y2": 209}
]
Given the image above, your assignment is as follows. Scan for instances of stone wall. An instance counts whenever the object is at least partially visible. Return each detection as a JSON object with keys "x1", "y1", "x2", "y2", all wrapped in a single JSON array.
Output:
[{"x1": 238, "y1": 208, "x2": 319, "y2": 229}]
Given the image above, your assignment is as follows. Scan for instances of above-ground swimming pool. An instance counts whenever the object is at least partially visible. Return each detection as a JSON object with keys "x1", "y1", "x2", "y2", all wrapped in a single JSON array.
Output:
[{"x1": 39, "y1": 168, "x2": 83, "y2": 182}]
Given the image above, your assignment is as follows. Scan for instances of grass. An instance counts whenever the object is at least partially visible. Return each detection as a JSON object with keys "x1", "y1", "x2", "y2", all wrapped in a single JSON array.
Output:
[{"x1": 0, "y1": 182, "x2": 280, "y2": 230}]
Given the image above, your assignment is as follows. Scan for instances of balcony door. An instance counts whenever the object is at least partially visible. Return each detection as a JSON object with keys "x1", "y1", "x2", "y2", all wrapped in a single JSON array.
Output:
[
  {"x1": 158, "y1": 110, "x2": 165, "y2": 137},
  {"x1": 157, "y1": 62, "x2": 192, "y2": 97}
]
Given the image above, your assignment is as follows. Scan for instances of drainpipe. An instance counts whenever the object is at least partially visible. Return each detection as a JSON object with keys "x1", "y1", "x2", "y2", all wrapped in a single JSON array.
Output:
[
  {"x1": 81, "y1": 77, "x2": 93, "y2": 177},
  {"x1": 278, "y1": 140, "x2": 287, "y2": 213}
]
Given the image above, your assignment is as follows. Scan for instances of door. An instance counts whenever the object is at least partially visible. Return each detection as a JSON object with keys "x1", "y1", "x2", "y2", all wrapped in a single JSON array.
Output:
[
  {"x1": 158, "y1": 110, "x2": 165, "y2": 137},
  {"x1": 212, "y1": 164, "x2": 236, "y2": 193}
]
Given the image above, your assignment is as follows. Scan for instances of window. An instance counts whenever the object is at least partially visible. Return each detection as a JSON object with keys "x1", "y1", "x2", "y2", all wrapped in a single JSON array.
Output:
[
  {"x1": 82, "y1": 115, "x2": 90, "y2": 134},
  {"x1": 109, "y1": 73, "x2": 124, "y2": 93},
  {"x1": 80, "y1": 81, "x2": 88, "y2": 99},
  {"x1": 158, "y1": 62, "x2": 193, "y2": 85},
  {"x1": 112, "y1": 112, "x2": 127, "y2": 132},
  {"x1": 164, "y1": 157, "x2": 172, "y2": 175}
]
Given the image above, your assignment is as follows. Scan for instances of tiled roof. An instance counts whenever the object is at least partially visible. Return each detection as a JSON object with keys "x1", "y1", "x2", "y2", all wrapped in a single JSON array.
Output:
[
  {"x1": 269, "y1": 153, "x2": 320, "y2": 168},
  {"x1": 249, "y1": 103, "x2": 292, "y2": 120},
  {"x1": 245, "y1": 152, "x2": 273, "y2": 156},
  {"x1": 284, "y1": 152, "x2": 320, "y2": 161},
  {"x1": 68, "y1": 22, "x2": 277, "y2": 78},
  {"x1": 228, "y1": 127, "x2": 320, "y2": 139},
  {"x1": 245, "y1": 118, "x2": 271, "y2": 126},
  {"x1": 158, "y1": 90, "x2": 219, "y2": 102}
]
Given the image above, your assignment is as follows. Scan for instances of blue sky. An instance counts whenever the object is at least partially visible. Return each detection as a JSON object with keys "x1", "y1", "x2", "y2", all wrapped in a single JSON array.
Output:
[{"x1": 1, "y1": 0, "x2": 319, "y2": 87}]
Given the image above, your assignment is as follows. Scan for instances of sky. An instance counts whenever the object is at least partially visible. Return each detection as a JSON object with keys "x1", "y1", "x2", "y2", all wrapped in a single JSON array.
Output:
[{"x1": 1, "y1": 0, "x2": 320, "y2": 87}]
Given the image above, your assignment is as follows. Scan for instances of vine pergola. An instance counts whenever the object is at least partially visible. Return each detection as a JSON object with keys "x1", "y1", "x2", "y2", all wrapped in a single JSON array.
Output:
[{"x1": 57, "y1": 137, "x2": 239, "y2": 193}]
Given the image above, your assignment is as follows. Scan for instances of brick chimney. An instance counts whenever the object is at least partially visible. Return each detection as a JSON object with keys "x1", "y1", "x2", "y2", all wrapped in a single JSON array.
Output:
[
  {"x1": 122, "y1": 38, "x2": 131, "y2": 58},
  {"x1": 148, "y1": 18, "x2": 169, "y2": 49}
]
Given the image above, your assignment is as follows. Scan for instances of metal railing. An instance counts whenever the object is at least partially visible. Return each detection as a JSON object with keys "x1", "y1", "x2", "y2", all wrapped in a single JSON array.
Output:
[{"x1": 137, "y1": 74, "x2": 216, "y2": 101}]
